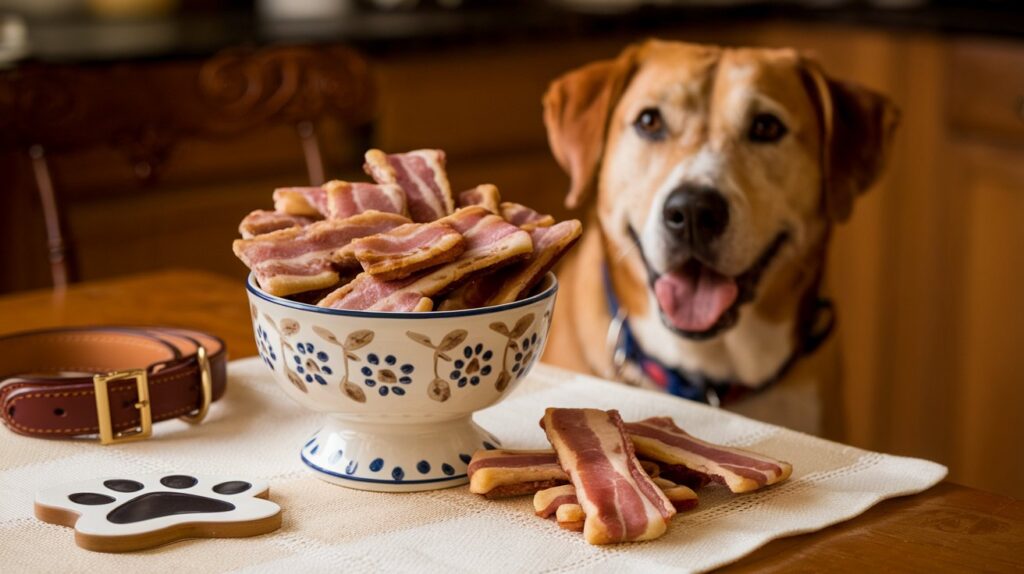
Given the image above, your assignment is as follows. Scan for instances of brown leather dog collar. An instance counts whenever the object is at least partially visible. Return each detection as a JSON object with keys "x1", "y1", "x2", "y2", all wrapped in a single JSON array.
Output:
[{"x1": 0, "y1": 327, "x2": 227, "y2": 443}]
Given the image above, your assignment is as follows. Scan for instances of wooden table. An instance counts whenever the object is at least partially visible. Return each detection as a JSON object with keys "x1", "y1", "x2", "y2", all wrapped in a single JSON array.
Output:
[{"x1": 1, "y1": 269, "x2": 1020, "y2": 572}]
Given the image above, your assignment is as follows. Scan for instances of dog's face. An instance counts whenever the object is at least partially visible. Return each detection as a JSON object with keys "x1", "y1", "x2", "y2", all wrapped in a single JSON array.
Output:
[{"x1": 546, "y1": 40, "x2": 898, "y2": 346}]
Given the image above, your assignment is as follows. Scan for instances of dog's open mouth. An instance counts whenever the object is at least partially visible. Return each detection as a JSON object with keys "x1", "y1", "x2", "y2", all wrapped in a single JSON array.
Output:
[{"x1": 627, "y1": 227, "x2": 787, "y2": 340}]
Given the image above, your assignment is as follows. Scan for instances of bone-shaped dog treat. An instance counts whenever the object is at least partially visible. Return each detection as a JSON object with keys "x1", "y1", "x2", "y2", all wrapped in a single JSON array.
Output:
[
  {"x1": 324, "y1": 180, "x2": 408, "y2": 219},
  {"x1": 457, "y1": 184, "x2": 501, "y2": 214},
  {"x1": 233, "y1": 211, "x2": 410, "y2": 296},
  {"x1": 337, "y1": 222, "x2": 466, "y2": 281},
  {"x1": 555, "y1": 504, "x2": 586, "y2": 532},
  {"x1": 534, "y1": 478, "x2": 698, "y2": 530},
  {"x1": 542, "y1": 408, "x2": 676, "y2": 545},
  {"x1": 625, "y1": 417, "x2": 793, "y2": 493},
  {"x1": 501, "y1": 202, "x2": 555, "y2": 231},
  {"x1": 468, "y1": 449, "x2": 568, "y2": 498},
  {"x1": 640, "y1": 460, "x2": 661, "y2": 478},
  {"x1": 466, "y1": 450, "x2": 678, "y2": 499},
  {"x1": 238, "y1": 210, "x2": 315, "y2": 239},
  {"x1": 533, "y1": 484, "x2": 578, "y2": 518},
  {"x1": 273, "y1": 186, "x2": 328, "y2": 218},
  {"x1": 653, "y1": 462, "x2": 713, "y2": 491},
  {"x1": 438, "y1": 219, "x2": 582, "y2": 310},
  {"x1": 364, "y1": 149, "x2": 454, "y2": 222},
  {"x1": 318, "y1": 207, "x2": 532, "y2": 312},
  {"x1": 662, "y1": 485, "x2": 700, "y2": 512},
  {"x1": 526, "y1": 483, "x2": 586, "y2": 532},
  {"x1": 650, "y1": 477, "x2": 700, "y2": 512}
]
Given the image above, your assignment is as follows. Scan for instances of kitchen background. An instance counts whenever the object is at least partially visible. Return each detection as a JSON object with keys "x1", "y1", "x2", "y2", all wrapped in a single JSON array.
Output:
[{"x1": 0, "y1": 0, "x2": 1021, "y2": 498}]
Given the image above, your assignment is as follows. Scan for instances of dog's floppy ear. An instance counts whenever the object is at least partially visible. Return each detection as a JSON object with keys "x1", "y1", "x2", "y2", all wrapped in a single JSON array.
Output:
[
  {"x1": 544, "y1": 45, "x2": 640, "y2": 209},
  {"x1": 801, "y1": 59, "x2": 900, "y2": 222}
]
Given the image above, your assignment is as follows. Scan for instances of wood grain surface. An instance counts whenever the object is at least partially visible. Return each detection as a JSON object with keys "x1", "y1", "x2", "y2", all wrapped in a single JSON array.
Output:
[{"x1": 0, "y1": 269, "x2": 1019, "y2": 571}]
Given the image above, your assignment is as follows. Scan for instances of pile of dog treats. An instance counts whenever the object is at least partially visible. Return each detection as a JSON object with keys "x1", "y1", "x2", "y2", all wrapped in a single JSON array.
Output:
[
  {"x1": 468, "y1": 408, "x2": 793, "y2": 545},
  {"x1": 233, "y1": 149, "x2": 582, "y2": 311}
]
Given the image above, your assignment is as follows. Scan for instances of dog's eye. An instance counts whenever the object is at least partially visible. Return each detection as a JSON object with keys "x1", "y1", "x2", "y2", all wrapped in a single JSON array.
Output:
[
  {"x1": 634, "y1": 108, "x2": 666, "y2": 140},
  {"x1": 748, "y1": 113, "x2": 788, "y2": 143}
]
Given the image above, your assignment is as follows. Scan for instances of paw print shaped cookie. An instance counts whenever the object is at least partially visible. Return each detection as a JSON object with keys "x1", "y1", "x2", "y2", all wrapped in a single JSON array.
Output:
[{"x1": 34, "y1": 473, "x2": 281, "y2": 552}]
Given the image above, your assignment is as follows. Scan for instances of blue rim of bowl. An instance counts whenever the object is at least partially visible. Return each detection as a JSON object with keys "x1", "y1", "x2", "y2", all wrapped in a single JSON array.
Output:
[
  {"x1": 300, "y1": 452, "x2": 468, "y2": 485},
  {"x1": 246, "y1": 271, "x2": 558, "y2": 319}
]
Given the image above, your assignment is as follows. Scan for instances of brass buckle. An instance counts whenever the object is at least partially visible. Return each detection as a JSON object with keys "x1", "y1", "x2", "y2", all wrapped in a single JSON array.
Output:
[
  {"x1": 92, "y1": 369, "x2": 152, "y2": 445},
  {"x1": 179, "y1": 345, "x2": 212, "y2": 425}
]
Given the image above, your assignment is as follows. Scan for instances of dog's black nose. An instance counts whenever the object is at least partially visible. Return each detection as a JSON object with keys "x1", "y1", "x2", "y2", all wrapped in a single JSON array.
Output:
[{"x1": 662, "y1": 184, "x2": 730, "y2": 247}]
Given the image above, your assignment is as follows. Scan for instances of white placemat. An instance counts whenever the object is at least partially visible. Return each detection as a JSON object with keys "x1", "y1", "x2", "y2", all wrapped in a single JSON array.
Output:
[{"x1": 0, "y1": 358, "x2": 946, "y2": 573}]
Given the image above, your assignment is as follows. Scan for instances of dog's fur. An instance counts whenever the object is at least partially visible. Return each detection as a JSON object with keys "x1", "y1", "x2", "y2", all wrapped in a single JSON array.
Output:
[{"x1": 541, "y1": 40, "x2": 898, "y2": 435}]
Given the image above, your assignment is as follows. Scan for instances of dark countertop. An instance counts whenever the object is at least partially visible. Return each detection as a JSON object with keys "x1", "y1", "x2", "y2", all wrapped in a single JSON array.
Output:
[{"x1": 13, "y1": 1, "x2": 1024, "y2": 65}]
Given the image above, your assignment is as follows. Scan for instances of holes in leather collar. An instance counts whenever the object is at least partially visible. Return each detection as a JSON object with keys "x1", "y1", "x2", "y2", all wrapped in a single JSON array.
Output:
[{"x1": 53, "y1": 407, "x2": 66, "y2": 417}]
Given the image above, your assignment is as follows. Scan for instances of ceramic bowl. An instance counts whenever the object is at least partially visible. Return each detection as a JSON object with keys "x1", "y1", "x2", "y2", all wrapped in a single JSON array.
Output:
[{"x1": 245, "y1": 273, "x2": 557, "y2": 492}]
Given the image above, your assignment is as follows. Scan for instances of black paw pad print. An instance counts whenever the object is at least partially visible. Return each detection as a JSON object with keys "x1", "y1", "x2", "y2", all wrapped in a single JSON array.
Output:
[{"x1": 35, "y1": 473, "x2": 281, "y2": 552}]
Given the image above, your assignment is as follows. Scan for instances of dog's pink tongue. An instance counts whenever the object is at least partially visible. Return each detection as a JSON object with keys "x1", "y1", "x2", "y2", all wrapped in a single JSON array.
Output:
[{"x1": 654, "y1": 265, "x2": 739, "y2": 332}]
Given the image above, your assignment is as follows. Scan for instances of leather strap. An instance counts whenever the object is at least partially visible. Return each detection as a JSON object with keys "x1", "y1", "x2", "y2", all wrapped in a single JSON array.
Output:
[{"x1": 0, "y1": 327, "x2": 227, "y2": 439}]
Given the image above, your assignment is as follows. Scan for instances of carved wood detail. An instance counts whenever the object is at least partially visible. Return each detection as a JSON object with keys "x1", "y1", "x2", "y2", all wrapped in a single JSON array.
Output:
[{"x1": 0, "y1": 44, "x2": 376, "y2": 179}]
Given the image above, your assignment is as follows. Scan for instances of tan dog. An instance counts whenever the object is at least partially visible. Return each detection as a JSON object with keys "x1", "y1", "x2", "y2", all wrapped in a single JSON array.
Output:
[{"x1": 541, "y1": 40, "x2": 898, "y2": 435}]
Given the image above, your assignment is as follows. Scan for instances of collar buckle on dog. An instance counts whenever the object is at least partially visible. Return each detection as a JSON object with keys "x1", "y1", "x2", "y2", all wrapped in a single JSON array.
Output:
[{"x1": 602, "y1": 266, "x2": 833, "y2": 406}]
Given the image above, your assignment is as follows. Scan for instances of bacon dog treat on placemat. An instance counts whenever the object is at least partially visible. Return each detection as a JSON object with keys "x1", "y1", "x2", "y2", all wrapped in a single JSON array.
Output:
[
  {"x1": 626, "y1": 417, "x2": 793, "y2": 493},
  {"x1": 467, "y1": 411, "x2": 791, "y2": 545},
  {"x1": 468, "y1": 449, "x2": 569, "y2": 498},
  {"x1": 457, "y1": 184, "x2": 501, "y2": 214},
  {"x1": 318, "y1": 207, "x2": 532, "y2": 312},
  {"x1": 324, "y1": 180, "x2": 407, "y2": 220},
  {"x1": 338, "y1": 221, "x2": 466, "y2": 281},
  {"x1": 364, "y1": 149, "x2": 454, "y2": 223},
  {"x1": 233, "y1": 212, "x2": 410, "y2": 297},
  {"x1": 239, "y1": 210, "x2": 315, "y2": 239},
  {"x1": 533, "y1": 479, "x2": 698, "y2": 523},
  {"x1": 542, "y1": 408, "x2": 676, "y2": 545}
]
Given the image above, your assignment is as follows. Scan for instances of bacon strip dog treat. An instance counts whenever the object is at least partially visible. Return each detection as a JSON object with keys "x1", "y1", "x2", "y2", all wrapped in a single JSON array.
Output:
[
  {"x1": 324, "y1": 180, "x2": 407, "y2": 219},
  {"x1": 318, "y1": 206, "x2": 532, "y2": 311},
  {"x1": 541, "y1": 408, "x2": 676, "y2": 545},
  {"x1": 233, "y1": 211, "x2": 410, "y2": 296},
  {"x1": 625, "y1": 417, "x2": 793, "y2": 493},
  {"x1": 364, "y1": 149, "x2": 454, "y2": 223},
  {"x1": 239, "y1": 210, "x2": 315, "y2": 239},
  {"x1": 469, "y1": 449, "x2": 569, "y2": 498},
  {"x1": 438, "y1": 219, "x2": 582, "y2": 310},
  {"x1": 273, "y1": 186, "x2": 328, "y2": 218},
  {"x1": 457, "y1": 184, "x2": 501, "y2": 214},
  {"x1": 337, "y1": 222, "x2": 466, "y2": 281},
  {"x1": 501, "y1": 202, "x2": 555, "y2": 231}
]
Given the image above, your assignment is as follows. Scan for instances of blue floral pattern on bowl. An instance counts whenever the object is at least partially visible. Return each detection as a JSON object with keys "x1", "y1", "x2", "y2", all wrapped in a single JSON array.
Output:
[
  {"x1": 360, "y1": 353, "x2": 415, "y2": 397},
  {"x1": 250, "y1": 309, "x2": 547, "y2": 402},
  {"x1": 255, "y1": 323, "x2": 277, "y2": 370},
  {"x1": 450, "y1": 343, "x2": 494, "y2": 388},
  {"x1": 294, "y1": 341, "x2": 332, "y2": 386}
]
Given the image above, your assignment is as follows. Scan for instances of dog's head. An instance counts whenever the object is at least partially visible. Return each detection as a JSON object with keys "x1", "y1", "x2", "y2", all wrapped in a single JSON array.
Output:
[{"x1": 545, "y1": 40, "x2": 898, "y2": 341}]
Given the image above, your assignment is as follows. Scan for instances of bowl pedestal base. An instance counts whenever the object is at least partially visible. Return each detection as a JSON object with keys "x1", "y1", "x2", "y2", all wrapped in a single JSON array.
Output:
[{"x1": 299, "y1": 415, "x2": 502, "y2": 492}]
